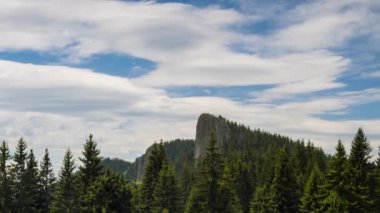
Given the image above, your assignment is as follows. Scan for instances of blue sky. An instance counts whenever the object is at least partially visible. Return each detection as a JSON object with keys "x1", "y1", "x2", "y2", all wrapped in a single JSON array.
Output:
[{"x1": 0, "y1": 0, "x2": 379, "y2": 167}]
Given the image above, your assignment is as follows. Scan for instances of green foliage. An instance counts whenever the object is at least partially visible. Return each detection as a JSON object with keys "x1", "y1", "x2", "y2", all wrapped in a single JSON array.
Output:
[
  {"x1": 250, "y1": 185, "x2": 273, "y2": 213},
  {"x1": 51, "y1": 149, "x2": 80, "y2": 213},
  {"x1": 1, "y1": 116, "x2": 380, "y2": 213},
  {"x1": 140, "y1": 142, "x2": 167, "y2": 212},
  {"x1": 345, "y1": 128, "x2": 374, "y2": 211},
  {"x1": 0, "y1": 141, "x2": 12, "y2": 212},
  {"x1": 300, "y1": 165, "x2": 325, "y2": 212},
  {"x1": 12, "y1": 138, "x2": 30, "y2": 212},
  {"x1": 38, "y1": 149, "x2": 56, "y2": 213},
  {"x1": 320, "y1": 140, "x2": 350, "y2": 212},
  {"x1": 79, "y1": 134, "x2": 103, "y2": 191},
  {"x1": 23, "y1": 149, "x2": 41, "y2": 212},
  {"x1": 83, "y1": 170, "x2": 133, "y2": 212},
  {"x1": 153, "y1": 161, "x2": 181, "y2": 213},
  {"x1": 267, "y1": 148, "x2": 299, "y2": 213},
  {"x1": 179, "y1": 161, "x2": 194, "y2": 209},
  {"x1": 186, "y1": 132, "x2": 242, "y2": 213},
  {"x1": 370, "y1": 147, "x2": 380, "y2": 210},
  {"x1": 229, "y1": 157, "x2": 254, "y2": 213}
]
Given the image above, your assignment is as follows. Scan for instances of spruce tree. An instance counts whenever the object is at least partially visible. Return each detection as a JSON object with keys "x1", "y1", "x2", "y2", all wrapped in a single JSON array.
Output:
[
  {"x1": 38, "y1": 149, "x2": 56, "y2": 213},
  {"x1": 12, "y1": 138, "x2": 28, "y2": 212},
  {"x1": 79, "y1": 134, "x2": 103, "y2": 191},
  {"x1": 84, "y1": 170, "x2": 133, "y2": 212},
  {"x1": 346, "y1": 128, "x2": 373, "y2": 211},
  {"x1": 369, "y1": 146, "x2": 380, "y2": 211},
  {"x1": 231, "y1": 158, "x2": 253, "y2": 213},
  {"x1": 185, "y1": 132, "x2": 222, "y2": 213},
  {"x1": 320, "y1": 140, "x2": 349, "y2": 212},
  {"x1": 267, "y1": 148, "x2": 299, "y2": 213},
  {"x1": 140, "y1": 142, "x2": 166, "y2": 212},
  {"x1": 250, "y1": 185, "x2": 273, "y2": 213},
  {"x1": 186, "y1": 132, "x2": 241, "y2": 212},
  {"x1": 300, "y1": 164, "x2": 325, "y2": 212},
  {"x1": 51, "y1": 149, "x2": 79, "y2": 213},
  {"x1": 79, "y1": 134, "x2": 103, "y2": 211},
  {"x1": 180, "y1": 161, "x2": 193, "y2": 210},
  {"x1": 218, "y1": 166, "x2": 242, "y2": 213},
  {"x1": 0, "y1": 141, "x2": 12, "y2": 212},
  {"x1": 23, "y1": 149, "x2": 40, "y2": 212},
  {"x1": 153, "y1": 160, "x2": 181, "y2": 213}
]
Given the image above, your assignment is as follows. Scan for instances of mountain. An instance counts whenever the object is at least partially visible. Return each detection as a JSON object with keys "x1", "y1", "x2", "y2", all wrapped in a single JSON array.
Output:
[
  {"x1": 102, "y1": 139, "x2": 194, "y2": 180},
  {"x1": 103, "y1": 113, "x2": 327, "y2": 181}
]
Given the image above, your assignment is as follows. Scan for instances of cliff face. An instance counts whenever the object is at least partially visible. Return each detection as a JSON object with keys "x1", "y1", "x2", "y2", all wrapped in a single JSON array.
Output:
[
  {"x1": 103, "y1": 113, "x2": 247, "y2": 180},
  {"x1": 195, "y1": 113, "x2": 232, "y2": 159}
]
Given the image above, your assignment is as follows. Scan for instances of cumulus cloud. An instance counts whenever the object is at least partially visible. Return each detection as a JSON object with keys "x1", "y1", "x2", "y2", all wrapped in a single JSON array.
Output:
[{"x1": 0, "y1": 0, "x2": 379, "y2": 169}]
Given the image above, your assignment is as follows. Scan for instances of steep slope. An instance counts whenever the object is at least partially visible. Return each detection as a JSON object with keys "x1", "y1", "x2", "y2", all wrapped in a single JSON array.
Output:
[
  {"x1": 102, "y1": 139, "x2": 194, "y2": 180},
  {"x1": 103, "y1": 113, "x2": 327, "y2": 181}
]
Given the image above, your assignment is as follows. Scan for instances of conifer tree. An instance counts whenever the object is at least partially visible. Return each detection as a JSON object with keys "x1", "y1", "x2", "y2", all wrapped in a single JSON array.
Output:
[
  {"x1": 0, "y1": 141, "x2": 12, "y2": 212},
  {"x1": 231, "y1": 158, "x2": 253, "y2": 213},
  {"x1": 140, "y1": 142, "x2": 166, "y2": 212},
  {"x1": 153, "y1": 160, "x2": 181, "y2": 213},
  {"x1": 83, "y1": 170, "x2": 133, "y2": 212},
  {"x1": 185, "y1": 132, "x2": 222, "y2": 212},
  {"x1": 51, "y1": 149, "x2": 79, "y2": 213},
  {"x1": 79, "y1": 134, "x2": 103, "y2": 191},
  {"x1": 300, "y1": 165, "x2": 325, "y2": 212},
  {"x1": 12, "y1": 138, "x2": 28, "y2": 212},
  {"x1": 320, "y1": 140, "x2": 349, "y2": 212},
  {"x1": 38, "y1": 149, "x2": 56, "y2": 213},
  {"x1": 267, "y1": 148, "x2": 299, "y2": 213},
  {"x1": 346, "y1": 128, "x2": 373, "y2": 211},
  {"x1": 218, "y1": 166, "x2": 242, "y2": 213},
  {"x1": 369, "y1": 146, "x2": 380, "y2": 211},
  {"x1": 186, "y1": 132, "x2": 241, "y2": 212},
  {"x1": 23, "y1": 149, "x2": 40, "y2": 212},
  {"x1": 250, "y1": 185, "x2": 273, "y2": 213},
  {"x1": 180, "y1": 161, "x2": 193, "y2": 209},
  {"x1": 79, "y1": 134, "x2": 103, "y2": 212}
]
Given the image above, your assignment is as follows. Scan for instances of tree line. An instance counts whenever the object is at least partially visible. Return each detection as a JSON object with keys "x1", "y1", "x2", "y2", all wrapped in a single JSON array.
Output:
[{"x1": 0, "y1": 128, "x2": 379, "y2": 212}]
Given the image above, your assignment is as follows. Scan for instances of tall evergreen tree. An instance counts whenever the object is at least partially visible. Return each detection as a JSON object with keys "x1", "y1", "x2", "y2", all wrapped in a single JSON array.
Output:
[
  {"x1": 185, "y1": 132, "x2": 223, "y2": 213},
  {"x1": 12, "y1": 138, "x2": 28, "y2": 212},
  {"x1": 23, "y1": 149, "x2": 40, "y2": 212},
  {"x1": 320, "y1": 140, "x2": 349, "y2": 212},
  {"x1": 250, "y1": 185, "x2": 273, "y2": 213},
  {"x1": 153, "y1": 160, "x2": 181, "y2": 213},
  {"x1": 79, "y1": 134, "x2": 103, "y2": 191},
  {"x1": 218, "y1": 166, "x2": 242, "y2": 213},
  {"x1": 231, "y1": 158, "x2": 253, "y2": 213},
  {"x1": 186, "y1": 132, "x2": 241, "y2": 213},
  {"x1": 267, "y1": 148, "x2": 299, "y2": 213},
  {"x1": 180, "y1": 161, "x2": 194, "y2": 210},
  {"x1": 51, "y1": 149, "x2": 79, "y2": 213},
  {"x1": 369, "y1": 146, "x2": 380, "y2": 211},
  {"x1": 38, "y1": 149, "x2": 56, "y2": 213},
  {"x1": 84, "y1": 170, "x2": 133, "y2": 212},
  {"x1": 346, "y1": 128, "x2": 373, "y2": 212},
  {"x1": 300, "y1": 165, "x2": 325, "y2": 212},
  {"x1": 0, "y1": 141, "x2": 12, "y2": 212},
  {"x1": 140, "y1": 142, "x2": 166, "y2": 212}
]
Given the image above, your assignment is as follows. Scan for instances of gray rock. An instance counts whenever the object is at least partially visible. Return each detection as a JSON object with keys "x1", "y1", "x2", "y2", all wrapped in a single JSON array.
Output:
[{"x1": 195, "y1": 113, "x2": 232, "y2": 159}]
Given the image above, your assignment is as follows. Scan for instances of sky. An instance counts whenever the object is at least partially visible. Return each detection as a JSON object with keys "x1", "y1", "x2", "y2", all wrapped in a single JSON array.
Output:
[{"x1": 0, "y1": 0, "x2": 380, "y2": 169}]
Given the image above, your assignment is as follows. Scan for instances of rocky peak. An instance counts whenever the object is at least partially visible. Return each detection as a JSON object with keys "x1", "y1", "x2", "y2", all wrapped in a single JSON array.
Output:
[{"x1": 195, "y1": 113, "x2": 232, "y2": 159}]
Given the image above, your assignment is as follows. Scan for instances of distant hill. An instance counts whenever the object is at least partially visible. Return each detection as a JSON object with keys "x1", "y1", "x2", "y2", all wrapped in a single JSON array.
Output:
[
  {"x1": 103, "y1": 113, "x2": 327, "y2": 181},
  {"x1": 102, "y1": 139, "x2": 194, "y2": 180}
]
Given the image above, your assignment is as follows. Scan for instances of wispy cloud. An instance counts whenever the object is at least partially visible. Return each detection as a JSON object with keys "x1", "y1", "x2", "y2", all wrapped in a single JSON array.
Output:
[{"x1": 0, "y1": 0, "x2": 379, "y2": 167}]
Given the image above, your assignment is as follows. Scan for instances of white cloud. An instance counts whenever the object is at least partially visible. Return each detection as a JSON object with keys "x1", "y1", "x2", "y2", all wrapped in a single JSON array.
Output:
[
  {"x1": 0, "y1": 0, "x2": 379, "y2": 169},
  {"x1": 365, "y1": 71, "x2": 380, "y2": 78}
]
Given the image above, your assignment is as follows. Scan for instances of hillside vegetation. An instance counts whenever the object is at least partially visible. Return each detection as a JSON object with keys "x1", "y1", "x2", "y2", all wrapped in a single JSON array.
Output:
[{"x1": 0, "y1": 113, "x2": 379, "y2": 212}]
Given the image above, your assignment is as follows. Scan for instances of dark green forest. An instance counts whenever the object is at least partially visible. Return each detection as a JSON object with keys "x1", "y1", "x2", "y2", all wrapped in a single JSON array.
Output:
[{"x1": 0, "y1": 117, "x2": 380, "y2": 212}]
